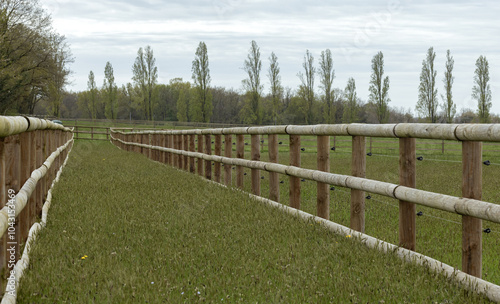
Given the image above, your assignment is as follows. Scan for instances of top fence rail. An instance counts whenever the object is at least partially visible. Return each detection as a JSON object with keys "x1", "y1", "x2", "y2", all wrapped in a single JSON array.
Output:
[
  {"x1": 112, "y1": 123, "x2": 500, "y2": 142},
  {"x1": 0, "y1": 116, "x2": 72, "y2": 138}
]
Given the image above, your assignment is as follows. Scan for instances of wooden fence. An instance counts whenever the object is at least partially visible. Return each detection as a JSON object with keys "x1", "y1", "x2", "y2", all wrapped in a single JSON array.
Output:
[
  {"x1": 0, "y1": 116, "x2": 73, "y2": 302},
  {"x1": 110, "y1": 123, "x2": 500, "y2": 301}
]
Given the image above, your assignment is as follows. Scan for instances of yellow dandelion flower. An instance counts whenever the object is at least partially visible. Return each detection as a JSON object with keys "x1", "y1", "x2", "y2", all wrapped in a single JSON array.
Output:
[
  {"x1": 81, "y1": 256, "x2": 86, "y2": 260},
  {"x1": 346, "y1": 235, "x2": 352, "y2": 238}
]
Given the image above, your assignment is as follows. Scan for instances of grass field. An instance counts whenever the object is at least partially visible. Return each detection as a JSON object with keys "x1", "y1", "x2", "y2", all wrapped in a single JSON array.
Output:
[
  {"x1": 17, "y1": 141, "x2": 493, "y2": 303},
  {"x1": 219, "y1": 134, "x2": 500, "y2": 285}
]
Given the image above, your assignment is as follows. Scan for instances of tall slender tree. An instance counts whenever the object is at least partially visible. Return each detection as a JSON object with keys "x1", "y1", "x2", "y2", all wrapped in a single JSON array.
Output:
[
  {"x1": 343, "y1": 77, "x2": 358, "y2": 123},
  {"x1": 473, "y1": 55, "x2": 492, "y2": 123},
  {"x1": 416, "y1": 47, "x2": 438, "y2": 122},
  {"x1": 241, "y1": 40, "x2": 263, "y2": 124},
  {"x1": 318, "y1": 49, "x2": 335, "y2": 123},
  {"x1": 441, "y1": 50, "x2": 456, "y2": 123},
  {"x1": 132, "y1": 46, "x2": 158, "y2": 120},
  {"x1": 368, "y1": 51, "x2": 390, "y2": 123},
  {"x1": 87, "y1": 71, "x2": 98, "y2": 120},
  {"x1": 103, "y1": 61, "x2": 117, "y2": 119},
  {"x1": 191, "y1": 41, "x2": 212, "y2": 122},
  {"x1": 267, "y1": 52, "x2": 283, "y2": 125},
  {"x1": 297, "y1": 50, "x2": 315, "y2": 124}
]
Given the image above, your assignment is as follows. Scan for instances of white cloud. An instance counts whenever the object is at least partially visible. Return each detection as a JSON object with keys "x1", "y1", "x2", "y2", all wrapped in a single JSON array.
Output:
[{"x1": 41, "y1": 0, "x2": 500, "y2": 113}]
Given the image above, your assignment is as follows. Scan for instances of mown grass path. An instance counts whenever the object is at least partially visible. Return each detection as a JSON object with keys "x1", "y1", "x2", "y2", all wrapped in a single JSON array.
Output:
[{"x1": 18, "y1": 141, "x2": 490, "y2": 303}]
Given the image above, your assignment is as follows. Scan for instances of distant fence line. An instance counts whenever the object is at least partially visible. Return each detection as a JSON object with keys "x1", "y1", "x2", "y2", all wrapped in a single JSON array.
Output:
[
  {"x1": 73, "y1": 124, "x2": 500, "y2": 158},
  {"x1": 0, "y1": 116, "x2": 74, "y2": 302},
  {"x1": 110, "y1": 123, "x2": 500, "y2": 301}
]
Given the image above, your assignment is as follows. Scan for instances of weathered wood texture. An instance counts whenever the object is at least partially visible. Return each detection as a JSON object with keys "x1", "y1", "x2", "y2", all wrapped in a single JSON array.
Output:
[
  {"x1": 236, "y1": 134, "x2": 244, "y2": 189},
  {"x1": 289, "y1": 135, "x2": 301, "y2": 209},
  {"x1": 399, "y1": 138, "x2": 416, "y2": 251},
  {"x1": 224, "y1": 135, "x2": 232, "y2": 186},
  {"x1": 462, "y1": 141, "x2": 482, "y2": 278},
  {"x1": 251, "y1": 135, "x2": 260, "y2": 196},
  {"x1": 214, "y1": 135, "x2": 222, "y2": 183},
  {"x1": 317, "y1": 136, "x2": 329, "y2": 219},
  {"x1": 268, "y1": 134, "x2": 279, "y2": 202},
  {"x1": 351, "y1": 136, "x2": 365, "y2": 232}
]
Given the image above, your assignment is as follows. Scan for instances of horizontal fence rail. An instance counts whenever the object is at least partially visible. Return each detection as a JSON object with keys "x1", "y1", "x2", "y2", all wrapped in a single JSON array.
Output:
[
  {"x1": 0, "y1": 116, "x2": 74, "y2": 301},
  {"x1": 110, "y1": 123, "x2": 500, "y2": 302}
]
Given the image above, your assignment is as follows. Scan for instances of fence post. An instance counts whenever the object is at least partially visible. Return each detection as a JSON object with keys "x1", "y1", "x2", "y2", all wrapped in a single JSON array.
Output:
[
  {"x1": 268, "y1": 134, "x2": 279, "y2": 202},
  {"x1": 236, "y1": 134, "x2": 244, "y2": 189},
  {"x1": 91, "y1": 127, "x2": 94, "y2": 140},
  {"x1": 19, "y1": 132, "x2": 31, "y2": 242},
  {"x1": 317, "y1": 135, "x2": 330, "y2": 219},
  {"x1": 442, "y1": 139, "x2": 445, "y2": 154},
  {"x1": 462, "y1": 141, "x2": 482, "y2": 278},
  {"x1": 29, "y1": 131, "x2": 37, "y2": 226},
  {"x1": 224, "y1": 135, "x2": 232, "y2": 186},
  {"x1": 204, "y1": 134, "x2": 212, "y2": 180},
  {"x1": 189, "y1": 134, "x2": 195, "y2": 173},
  {"x1": 5, "y1": 135, "x2": 21, "y2": 264},
  {"x1": 36, "y1": 131, "x2": 44, "y2": 216},
  {"x1": 165, "y1": 134, "x2": 171, "y2": 165},
  {"x1": 0, "y1": 137, "x2": 6, "y2": 284},
  {"x1": 399, "y1": 138, "x2": 416, "y2": 251},
  {"x1": 351, "y1": 136, "x2": 366, "y2": 232},
  {"x1": 174, "y1": 134, "x2": 180, "y2": 168},
  {"x1": 169, "y1": 134, "x2": 175, "y2": 166},
  {"x1": 289, "y1": 135, "x2": 301, "y2": 209},
  {"x1": 182, "y1": 134, "x2": 188, "y2": 171},
  {"x1": 214, "y1": 135, "x2": 222, "y2": 183},
  {"x1": 251, "y1": 134, "x2": 260, "y2": 196},
  {"x1": 370, "y1": 137, "x2": 373, "y2": 154},
  {"x1": 197, "y1": 134, "x2": 203, "y2": 176},
  {"x1": 148, "y1": 133, "x2": 152, "y2": 160}
]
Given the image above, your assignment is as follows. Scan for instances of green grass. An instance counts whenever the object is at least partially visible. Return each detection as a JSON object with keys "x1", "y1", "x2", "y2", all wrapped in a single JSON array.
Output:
[
  {"x1": 222, "y1": 136, "x2": 500, "y2": 285},
  {"x1": 17, "y1": 141, "x2": 492, "y2": 303}
]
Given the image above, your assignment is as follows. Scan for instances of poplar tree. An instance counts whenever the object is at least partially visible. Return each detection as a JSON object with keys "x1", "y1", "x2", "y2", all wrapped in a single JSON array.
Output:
[
  {"x1": 473, "y1": 55, "x2": 492, "y2": 123},
  {"x1": 441, "y1": 50, "x2": 456, "y2": 123},
  {"x1": 318, "y1": 49, "x2": 335, "y2": 123},
  {"x1": 416, "y1": 47, "x2": 438, "y2": 123},
  {"x1": 297, "y1": 50, "x2": 315, "y2": 124},
  {"x1": 267, "y1": 52, "x2": 283, "y2": 125},
  {"x1": 368, "y1": 51, "x2": 390, "y2": 123},
  {"x1": 241, "y1": 40, "x2": 263, "y2": 124},
  {"x1": 191, "y1": 41, "x2": 212, "y2": 122}
]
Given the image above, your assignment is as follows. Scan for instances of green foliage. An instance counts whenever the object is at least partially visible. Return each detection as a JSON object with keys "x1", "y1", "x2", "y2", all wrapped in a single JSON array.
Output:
[
  {"x1": 342, "y1": 77, "x2": 358, "y2": 123},
  {"x1": 191, "y1": 41, "x2": 213, "y2": 122},
  {"x1": 441, "y1": 50, "x2": 456, "y2": 123},
  {"x1": 416, "y1": 47, "x2": 438, "y2": 123},
  {"x1": 0, "y1": 0, "x2": 72, "y2": 115},
  {"x1": 318, "y1": 49, "x2": 335, "y2": 123},
  {"x1": 104, "y1": 62, "x2": 118, "y2": 120},
  {"x1": 473, "y1": 55, "x2": 492, "y2": 123},
  {"x1": 297, "y1": 50, "x2": 315, "y2": 124},
  {"x1": 242, "y1": 40, "x2": 263, "y2": 124},
  {"x1": 368, "y1": 51, "x2": 390, "y2": 123},
  {"x1": 176, "y1": 82, "x2": 191, "y2": 122},
  {"x1": 132, "y1": 46, "x2": 158, "y2": 120},
  {"x1": 267, "y1": 52, "x2": 282, "y2": 125},
  {"x1": 87, "y1": 71, "x2": 98, "y2": 119}
]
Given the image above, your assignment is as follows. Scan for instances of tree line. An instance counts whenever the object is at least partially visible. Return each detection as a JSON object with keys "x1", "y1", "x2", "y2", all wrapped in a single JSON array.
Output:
[
  {"x1": 0, "y1": 0, "x2": 72, "y2": 116},
  {"x1": 0, "y1": 0, "x2": 494, "y2": 124},
  {"x1": 64, "y1": 41, "x2": 495, "y2": 125}
]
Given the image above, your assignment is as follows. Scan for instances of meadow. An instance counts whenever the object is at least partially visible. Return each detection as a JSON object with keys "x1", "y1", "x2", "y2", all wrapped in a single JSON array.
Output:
[{"x1": 17, "y1": 141, "x2": 493, "y2": 302}]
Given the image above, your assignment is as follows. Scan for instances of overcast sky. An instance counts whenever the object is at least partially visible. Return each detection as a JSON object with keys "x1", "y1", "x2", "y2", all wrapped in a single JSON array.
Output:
[{"x1": 41, "y1": 0, "x2": 500, "y2": 115}]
